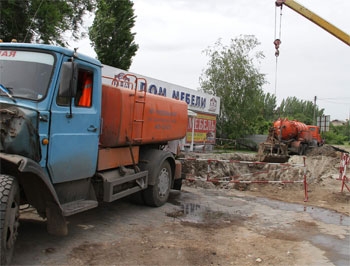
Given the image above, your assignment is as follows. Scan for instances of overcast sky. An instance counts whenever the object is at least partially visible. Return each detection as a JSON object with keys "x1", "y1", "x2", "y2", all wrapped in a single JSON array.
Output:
[{"x1": 74, "y1": 0, "x2": 350, "y2": 121}]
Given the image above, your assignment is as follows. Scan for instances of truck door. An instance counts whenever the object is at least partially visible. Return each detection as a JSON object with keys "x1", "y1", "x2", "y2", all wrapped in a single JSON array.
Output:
[{"x1": 48, "y1": 60, "x2": 101, "y2": 184}]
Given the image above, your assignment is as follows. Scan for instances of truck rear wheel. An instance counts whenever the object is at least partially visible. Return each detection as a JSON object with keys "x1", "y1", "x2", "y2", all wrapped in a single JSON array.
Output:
[
  {"x1": 0, "y1": 175, "x2": 20, "y2": 265},
  {"x1": 143, "y1": 161, "x2": 171, "y2": 207}
]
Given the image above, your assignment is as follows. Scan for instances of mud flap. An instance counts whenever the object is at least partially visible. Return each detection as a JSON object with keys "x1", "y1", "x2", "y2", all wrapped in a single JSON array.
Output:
[
  {"x1": 46, "y1": 202, "x2": 68, "y2": 236},
  {"x1": 174, "y1": 160, "x2": 182, "y2": 180}
]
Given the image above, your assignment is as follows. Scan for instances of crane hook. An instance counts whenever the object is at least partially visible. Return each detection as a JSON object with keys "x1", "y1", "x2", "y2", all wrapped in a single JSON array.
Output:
[{"x1": 274, "y1": 39, "x2": 281, "y2": 57}]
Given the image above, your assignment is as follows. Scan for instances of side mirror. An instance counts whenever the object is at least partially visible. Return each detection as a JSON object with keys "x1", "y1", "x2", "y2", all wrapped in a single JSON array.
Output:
[{"x1": 59, "y1": 62, "x2": 78, "y2": 97}]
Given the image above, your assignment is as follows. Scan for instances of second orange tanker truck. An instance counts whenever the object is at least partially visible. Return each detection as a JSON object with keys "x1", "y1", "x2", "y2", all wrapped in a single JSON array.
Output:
[{"x1": 258, "y1": 118, "x2": 323, "y2": 162}]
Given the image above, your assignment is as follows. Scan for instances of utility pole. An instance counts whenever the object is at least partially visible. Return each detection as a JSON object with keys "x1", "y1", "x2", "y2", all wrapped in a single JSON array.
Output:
[{"x1": 313, "y1": 96, "x2": 317, "y2": 125}]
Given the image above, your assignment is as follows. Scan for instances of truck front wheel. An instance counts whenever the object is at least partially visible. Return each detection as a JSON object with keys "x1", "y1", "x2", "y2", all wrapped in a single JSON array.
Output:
[
  {"x1": 0, "y1": 175, "x2": 20, "y2": 265},
  {"x1": 143, "y1": 161, "x2": 171, "y2": 207}
]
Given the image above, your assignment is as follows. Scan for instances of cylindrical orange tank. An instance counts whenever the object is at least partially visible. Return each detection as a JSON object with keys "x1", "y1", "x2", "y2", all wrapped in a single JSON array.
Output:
[
  {"x1": 273, "y1": 118, "x2": 311, "y2": 141},
  {"x1": 99, "y1": 84, "x2": 188, "y2": 147}
]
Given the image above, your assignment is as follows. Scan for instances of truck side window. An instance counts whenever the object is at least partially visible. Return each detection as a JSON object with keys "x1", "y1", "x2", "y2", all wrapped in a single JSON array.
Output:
[
  {"x1": 56, "y1": 68, "x2": 94, "y2": 107},
  {"x1": 76, "y1": 70, "x2": 93, "y2": 107}
]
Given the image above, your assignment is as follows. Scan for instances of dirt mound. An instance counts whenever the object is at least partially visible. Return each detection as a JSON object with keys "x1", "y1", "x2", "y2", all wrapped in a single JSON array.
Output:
[
  {"x1": 289, "y1": 155, "x2": 341, "y2": 182},
  {"x1": 306, "y1": 145, "x2": 341, "y2": 157}
]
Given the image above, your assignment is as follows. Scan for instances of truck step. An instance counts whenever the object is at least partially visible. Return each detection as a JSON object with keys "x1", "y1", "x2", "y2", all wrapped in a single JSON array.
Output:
[
  {"x1": 61, "y1": 200, "x2": 98, "y2": 216},
  {"x1": 103, "y1": 170, "x2": 148, "y2": 202}
]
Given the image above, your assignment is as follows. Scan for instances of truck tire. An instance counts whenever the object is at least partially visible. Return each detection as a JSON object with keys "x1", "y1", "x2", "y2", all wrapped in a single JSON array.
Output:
[
  {"x1": 143, "y1": 160, "x2": 171, "y2": 207},
  {"x1": 0, "y1": 175, "x2": 20, "y2": 266}
]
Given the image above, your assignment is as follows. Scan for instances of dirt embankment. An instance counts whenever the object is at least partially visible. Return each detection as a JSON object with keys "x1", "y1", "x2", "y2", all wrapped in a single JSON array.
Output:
[{"x1": 181, "y1": 145, "x2": 350, "y2": 215}]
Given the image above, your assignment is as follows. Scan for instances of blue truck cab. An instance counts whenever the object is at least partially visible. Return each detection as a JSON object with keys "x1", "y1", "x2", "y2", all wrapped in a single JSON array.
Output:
[{"x1": 0, "y1": 43, "x2": 104, "y2": 263}]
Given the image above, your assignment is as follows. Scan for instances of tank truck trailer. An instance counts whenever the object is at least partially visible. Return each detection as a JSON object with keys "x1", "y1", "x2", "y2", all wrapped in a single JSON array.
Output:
[
  {"x1": 258, "y1": 118, "x2": 323, "y2": 163},
  {"x1": 0, "y1": 42, "x2": 188, "y2": 264}
]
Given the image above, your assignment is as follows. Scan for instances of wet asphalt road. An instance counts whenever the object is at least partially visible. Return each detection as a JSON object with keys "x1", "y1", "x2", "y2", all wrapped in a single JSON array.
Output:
[{"x1": 11, "y1": 187, "x2": 350, "y2": 266}]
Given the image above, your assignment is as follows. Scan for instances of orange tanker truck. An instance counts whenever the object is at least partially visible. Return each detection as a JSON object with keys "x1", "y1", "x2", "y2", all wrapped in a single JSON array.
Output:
[{"x1": 258, "y1": 118, "x2": 323, "y2": 163}]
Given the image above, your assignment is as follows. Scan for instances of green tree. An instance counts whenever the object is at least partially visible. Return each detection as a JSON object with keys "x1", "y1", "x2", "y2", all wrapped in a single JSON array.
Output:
[
  {"x1": 277, "y1": 96, "x2": 324, "y2": 124},
  {"x1": 0, "y1": 0, "x2": 94, "y2": 46},
  {"x1": 254, "y1": 92, "x2": 277, "y2": 134},
  {"x1": 200, "y1": 36, "x2": 272, "y2": 139},
  {"x1": 89, "y1": 0, "x2": 138, "y2": 70},
  {"x1": 323, "y1": 123, "x2": 348, "y2": 145}
]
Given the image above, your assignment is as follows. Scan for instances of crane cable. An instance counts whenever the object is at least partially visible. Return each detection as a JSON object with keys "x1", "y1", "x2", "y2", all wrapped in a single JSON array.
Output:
[{"x1": 274, "y1": 4, "x2": 283, "y2": 96}]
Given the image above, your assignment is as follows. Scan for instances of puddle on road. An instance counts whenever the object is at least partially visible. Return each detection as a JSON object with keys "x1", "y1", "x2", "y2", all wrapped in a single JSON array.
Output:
[
  {"x1": 168, "y1": 190, "x2": 350, "y2": 266},
  {"x1": 167, "y1": 192, "x2": 248, "y2": 228},
  {"x1": 311, "y1": 234, "x2": 350, "y2": 266},
  {"x1": 169, "y1": 190, "x2": 349, "y2": 227},
  {"x1": 245, "y1": 196, "x2": 350, "y2": 226},
  {"x1": 166, "y1": 202, "x2": 246, "y2": 228},
  {"x1": 238, "y1": 196, "x2": 350, "y2": 266}
]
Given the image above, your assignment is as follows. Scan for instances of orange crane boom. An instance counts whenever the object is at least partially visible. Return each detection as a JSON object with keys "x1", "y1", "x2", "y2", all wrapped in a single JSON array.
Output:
[{"x1": 276, "y1": 0, "x2": 350, "y2": 46}]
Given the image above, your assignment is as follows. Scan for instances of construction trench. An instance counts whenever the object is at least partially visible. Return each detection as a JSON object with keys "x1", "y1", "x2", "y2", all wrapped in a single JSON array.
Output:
[{"x1": 11, "y1": 145, "x2": 350, "y2": 266}]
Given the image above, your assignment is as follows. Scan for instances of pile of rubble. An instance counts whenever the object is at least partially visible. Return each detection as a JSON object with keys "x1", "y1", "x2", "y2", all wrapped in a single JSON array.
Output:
[{"x1": 181, "y1": 146, "x2": 345, "y2": 189}]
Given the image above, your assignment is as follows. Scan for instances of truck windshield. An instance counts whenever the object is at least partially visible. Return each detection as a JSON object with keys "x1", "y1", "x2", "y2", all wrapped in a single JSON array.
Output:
[{"x1": 0, "y1": 50, "x2": 54, "y2": 101}]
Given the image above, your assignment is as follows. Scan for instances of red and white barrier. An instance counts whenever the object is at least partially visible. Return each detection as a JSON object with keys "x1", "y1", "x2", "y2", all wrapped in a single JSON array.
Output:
[
  {"x1": 181, "y1": 157, "x2": 308, "y2": 202},
  {"x1": 338, "y1": 153, "x2": 349, "y2": 193}
]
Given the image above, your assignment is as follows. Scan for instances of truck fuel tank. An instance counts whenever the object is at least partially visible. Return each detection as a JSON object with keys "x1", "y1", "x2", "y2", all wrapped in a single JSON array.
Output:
[
  {"x1": 274, "y1": 118, "x2": 309, "y2": 141},
  {"x1": 99, "y1": 84, "x2": 188, "y2": 147}
]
